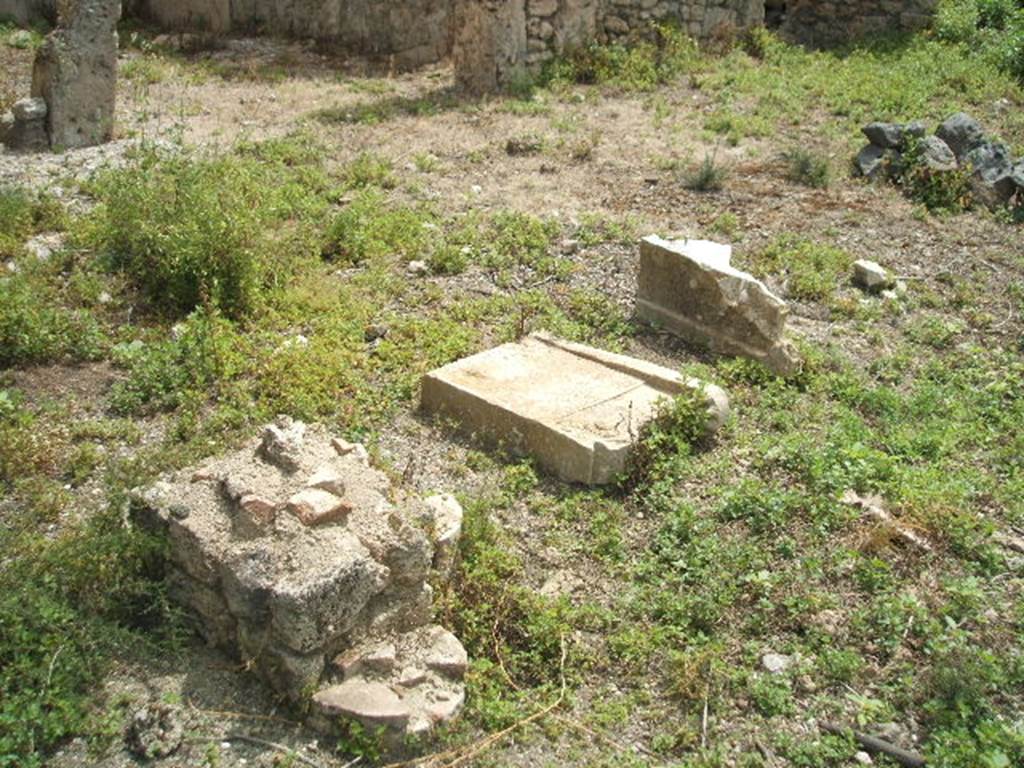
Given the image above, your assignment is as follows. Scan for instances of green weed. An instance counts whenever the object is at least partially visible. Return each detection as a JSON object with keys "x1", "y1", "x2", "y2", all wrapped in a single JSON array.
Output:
[
  {"x1": 84, "y1": 145, "x2": 328, "y2": 319},
  {"x1": 682, "y1": 152, "x2": 729, "y2": 192},
  {"x1": 752, "y1": 235, "x2": 854, "y2": 302},
  {"x1": 782, "y1": 148, "x2": 831, "y2": 188}
]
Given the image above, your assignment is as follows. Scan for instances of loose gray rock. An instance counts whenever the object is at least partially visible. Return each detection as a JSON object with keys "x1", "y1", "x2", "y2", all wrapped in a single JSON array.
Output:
[
  {"x1": 855, "y1": 144, "x2": 886, "y2": 179},
  {"x1": 935, "y1": 112, "x2": 985, "y2": 160},
  {"x1": 919, "y1": 135, "x2": 957, "y2": 172},
  {"x1": 965, "y1": 140, "x2": 1016, "y2": 207},
  {"x1": 903, "y1": 120, "x2": 927, "y2": 141},
  {"x1": 862, "y1": 122, "x2": 902, "y2": 149}
]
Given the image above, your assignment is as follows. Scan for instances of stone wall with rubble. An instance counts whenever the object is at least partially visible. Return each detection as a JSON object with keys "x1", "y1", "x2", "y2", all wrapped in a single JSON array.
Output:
[
  {"x1": 455, "y1": 0, "x2": 764, "y2": 93},
  {"x1": 778, "y1": 0, "x2": 937, "y2": 47},
  {"x1": 523, "y1": 0, "x2": 764, "y2": 68},
  {"x1": 130, "y1": 0, "x2": 455, "y2": 69},
  {"x1": 0, "y1": 0, "x2": 56, "y2": 25}
]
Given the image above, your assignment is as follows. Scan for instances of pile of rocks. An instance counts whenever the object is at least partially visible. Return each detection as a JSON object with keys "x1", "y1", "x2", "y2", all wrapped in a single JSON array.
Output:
[
  {"x1": 855, "y1": 112, "x2": 1024, "y2": 210},
  {"x1": 134, "y1": 418, "x2": 467, "y2": 744}
]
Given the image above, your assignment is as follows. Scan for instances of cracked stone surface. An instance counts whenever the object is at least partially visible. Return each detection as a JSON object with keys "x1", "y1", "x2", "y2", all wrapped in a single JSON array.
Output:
[
  {"x1": 421, "y1": 332, "x2": 729, "y2": 485},
  {"x1": 133, "y1": 418, "x2": 467, "y2": 738},
  {"x1": 636, "y1": 236, "x2": 801, "y2": 375}
]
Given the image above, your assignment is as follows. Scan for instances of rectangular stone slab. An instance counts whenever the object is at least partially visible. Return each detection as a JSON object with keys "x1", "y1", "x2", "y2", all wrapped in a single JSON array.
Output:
[{"x1": 421, "y1": 333, "x2": 728, "y2": 485}]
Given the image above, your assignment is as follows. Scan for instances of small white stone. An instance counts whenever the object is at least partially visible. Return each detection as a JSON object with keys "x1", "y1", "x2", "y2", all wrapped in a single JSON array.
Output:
[
  {"x1": 407, "y1": 260, "x2": 429, "y2": 276},
  {"x1": 853, "y1": 259, "x2": 893, "y2": 292},
  {"x1": 854, "y1": 751, "x2": 873, "y2": 765},
  {"x1": 761, "y1": 652, "x2": 792, "y2": 674}
]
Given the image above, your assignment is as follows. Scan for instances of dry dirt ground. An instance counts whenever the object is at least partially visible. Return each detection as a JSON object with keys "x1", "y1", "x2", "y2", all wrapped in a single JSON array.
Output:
[{"x1": 3, "y1": 29, "x2": 1023, "y2": 768}]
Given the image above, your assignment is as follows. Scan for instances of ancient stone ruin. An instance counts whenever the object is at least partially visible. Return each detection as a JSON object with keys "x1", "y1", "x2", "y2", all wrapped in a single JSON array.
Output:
[
  {"x1": 3, "y1": 0, "x2": 942, "y2": 100},
  {"x1": 1, "y1": 0, "x2": 120, "y2": 151},
  {"x1": 777, "y1": 0, "x2": 936, "y2": 47},
  {"x1": 133, "y1": 418, "x2": 467, "y2": 742},
  {"x1": 421, "y1": 332, "x2": 730, "y2": 484},
  {"x1": 637, "y1": 236, "x2": 801, "y2": 375}
]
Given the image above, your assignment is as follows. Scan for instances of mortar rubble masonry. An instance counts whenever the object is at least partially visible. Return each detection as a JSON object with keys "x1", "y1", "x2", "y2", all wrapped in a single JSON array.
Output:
[
  {"x1": 132, "y1": 417, "x2": 467, "y2": 742},
  {"x1": 636, "y1": 236, "x2": 801, "y2": 376},
  {"x1": 420, "y1": 332, "x2": 729, "y2": 485}
]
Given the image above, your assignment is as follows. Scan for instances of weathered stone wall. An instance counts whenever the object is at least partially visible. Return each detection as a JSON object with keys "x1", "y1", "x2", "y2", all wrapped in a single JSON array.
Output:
[
  {"x1": 0, "y1": 0, "x2": 56, "y2": 25},
  {"x1": 455, "y1": 0, "x2": 764, "y2": 92},
  {"x1": 132, "y1": 0, "x2": 455, "y2": 68},
  {"x1": 523, "y1": 0, "x2": 765, "y2": 69},
  {"x1": 779, "y1": 0, "x2": 937, "y2": 47}
]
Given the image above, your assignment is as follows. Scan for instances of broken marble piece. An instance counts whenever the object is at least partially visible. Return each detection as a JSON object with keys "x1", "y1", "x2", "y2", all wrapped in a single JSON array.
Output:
[
  {"x1": 132, "y1": 421, "x2": 466, "y2": 725},
  {"x1": 421, "y1": 332, "x2": 729, "y2": 485},
  {"x1": 636, "y1": 236, "x2": 801, "y2": 375}
]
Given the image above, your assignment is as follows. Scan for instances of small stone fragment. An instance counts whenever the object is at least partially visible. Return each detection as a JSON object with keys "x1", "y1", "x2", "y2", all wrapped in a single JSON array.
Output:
[
  {"x1": 260, "y1": 417, "x2": 306, "y2": 471},
  {"x1": 335, "y1": 643, "x2": 397, "y2": 677},
  {"x1": 854, "y1": 752, "x2": 874, "y2": 766},
  {"x1": 312, "y1": 681, "x2": 411, "y2": 729},
  {"x1": 308, "y1": 465, "x2": 346, "y2": 496},
  {"x1": 169, "y1": 504, "x2": 190, "y2": 521},
  {"x1": 853, "y1": 259, "x2": 893, "y2": 292},
  {"x1": 364, "y1": 323, "x2": 389, "y2": 342},
  {"x1": 422, "y1": 494, "x2": 463, "y2": 577},
  {"x1": 407, "y1": 260, "x2": 429, "y2": 276},
  {"x1": 964, "y1": 141, "x2": 1016, "y2": 207},
  {"x1": 425, "y1": 628, "x2": 468, "y2": 679},
  {"x1": 425, "y1": 688, "x2": 466, "y2": 724},
  {"x1": 286, "y1": 488, "x2": 351, "y2": 527},
  {"x1": 24, "y1": 232, "x2": 64, "y2": 261},
  {"x1": 397, "y1": 666, "x2": 428, "y2": 687},
  {"x1": 761, "y1": 652, "x2": 792, "y2": 674},
  {"x1": 238, "y1": 494, "x2": 276, "y2": 526},
  {"x1": 331, "y1": 437, "x2": 370, "y2": 464}
]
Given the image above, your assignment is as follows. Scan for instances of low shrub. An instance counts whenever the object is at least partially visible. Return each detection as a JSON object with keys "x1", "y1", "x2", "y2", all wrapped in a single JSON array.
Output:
[
  {"x1": 544, "y1": 23, "x2": 698, "y2": 92},
  {"x1": 783, "y1": 148, "x2": 831, "y2": 188},
  {"x1": 898, "y1": 137, "x2": 974, "y2": 213},
  {"x1": 85, "y1": 146, "x2": 326, "y2": 319},
  {"x1": 682, "y1": 152, "x2": 729, "y2": 192}
]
